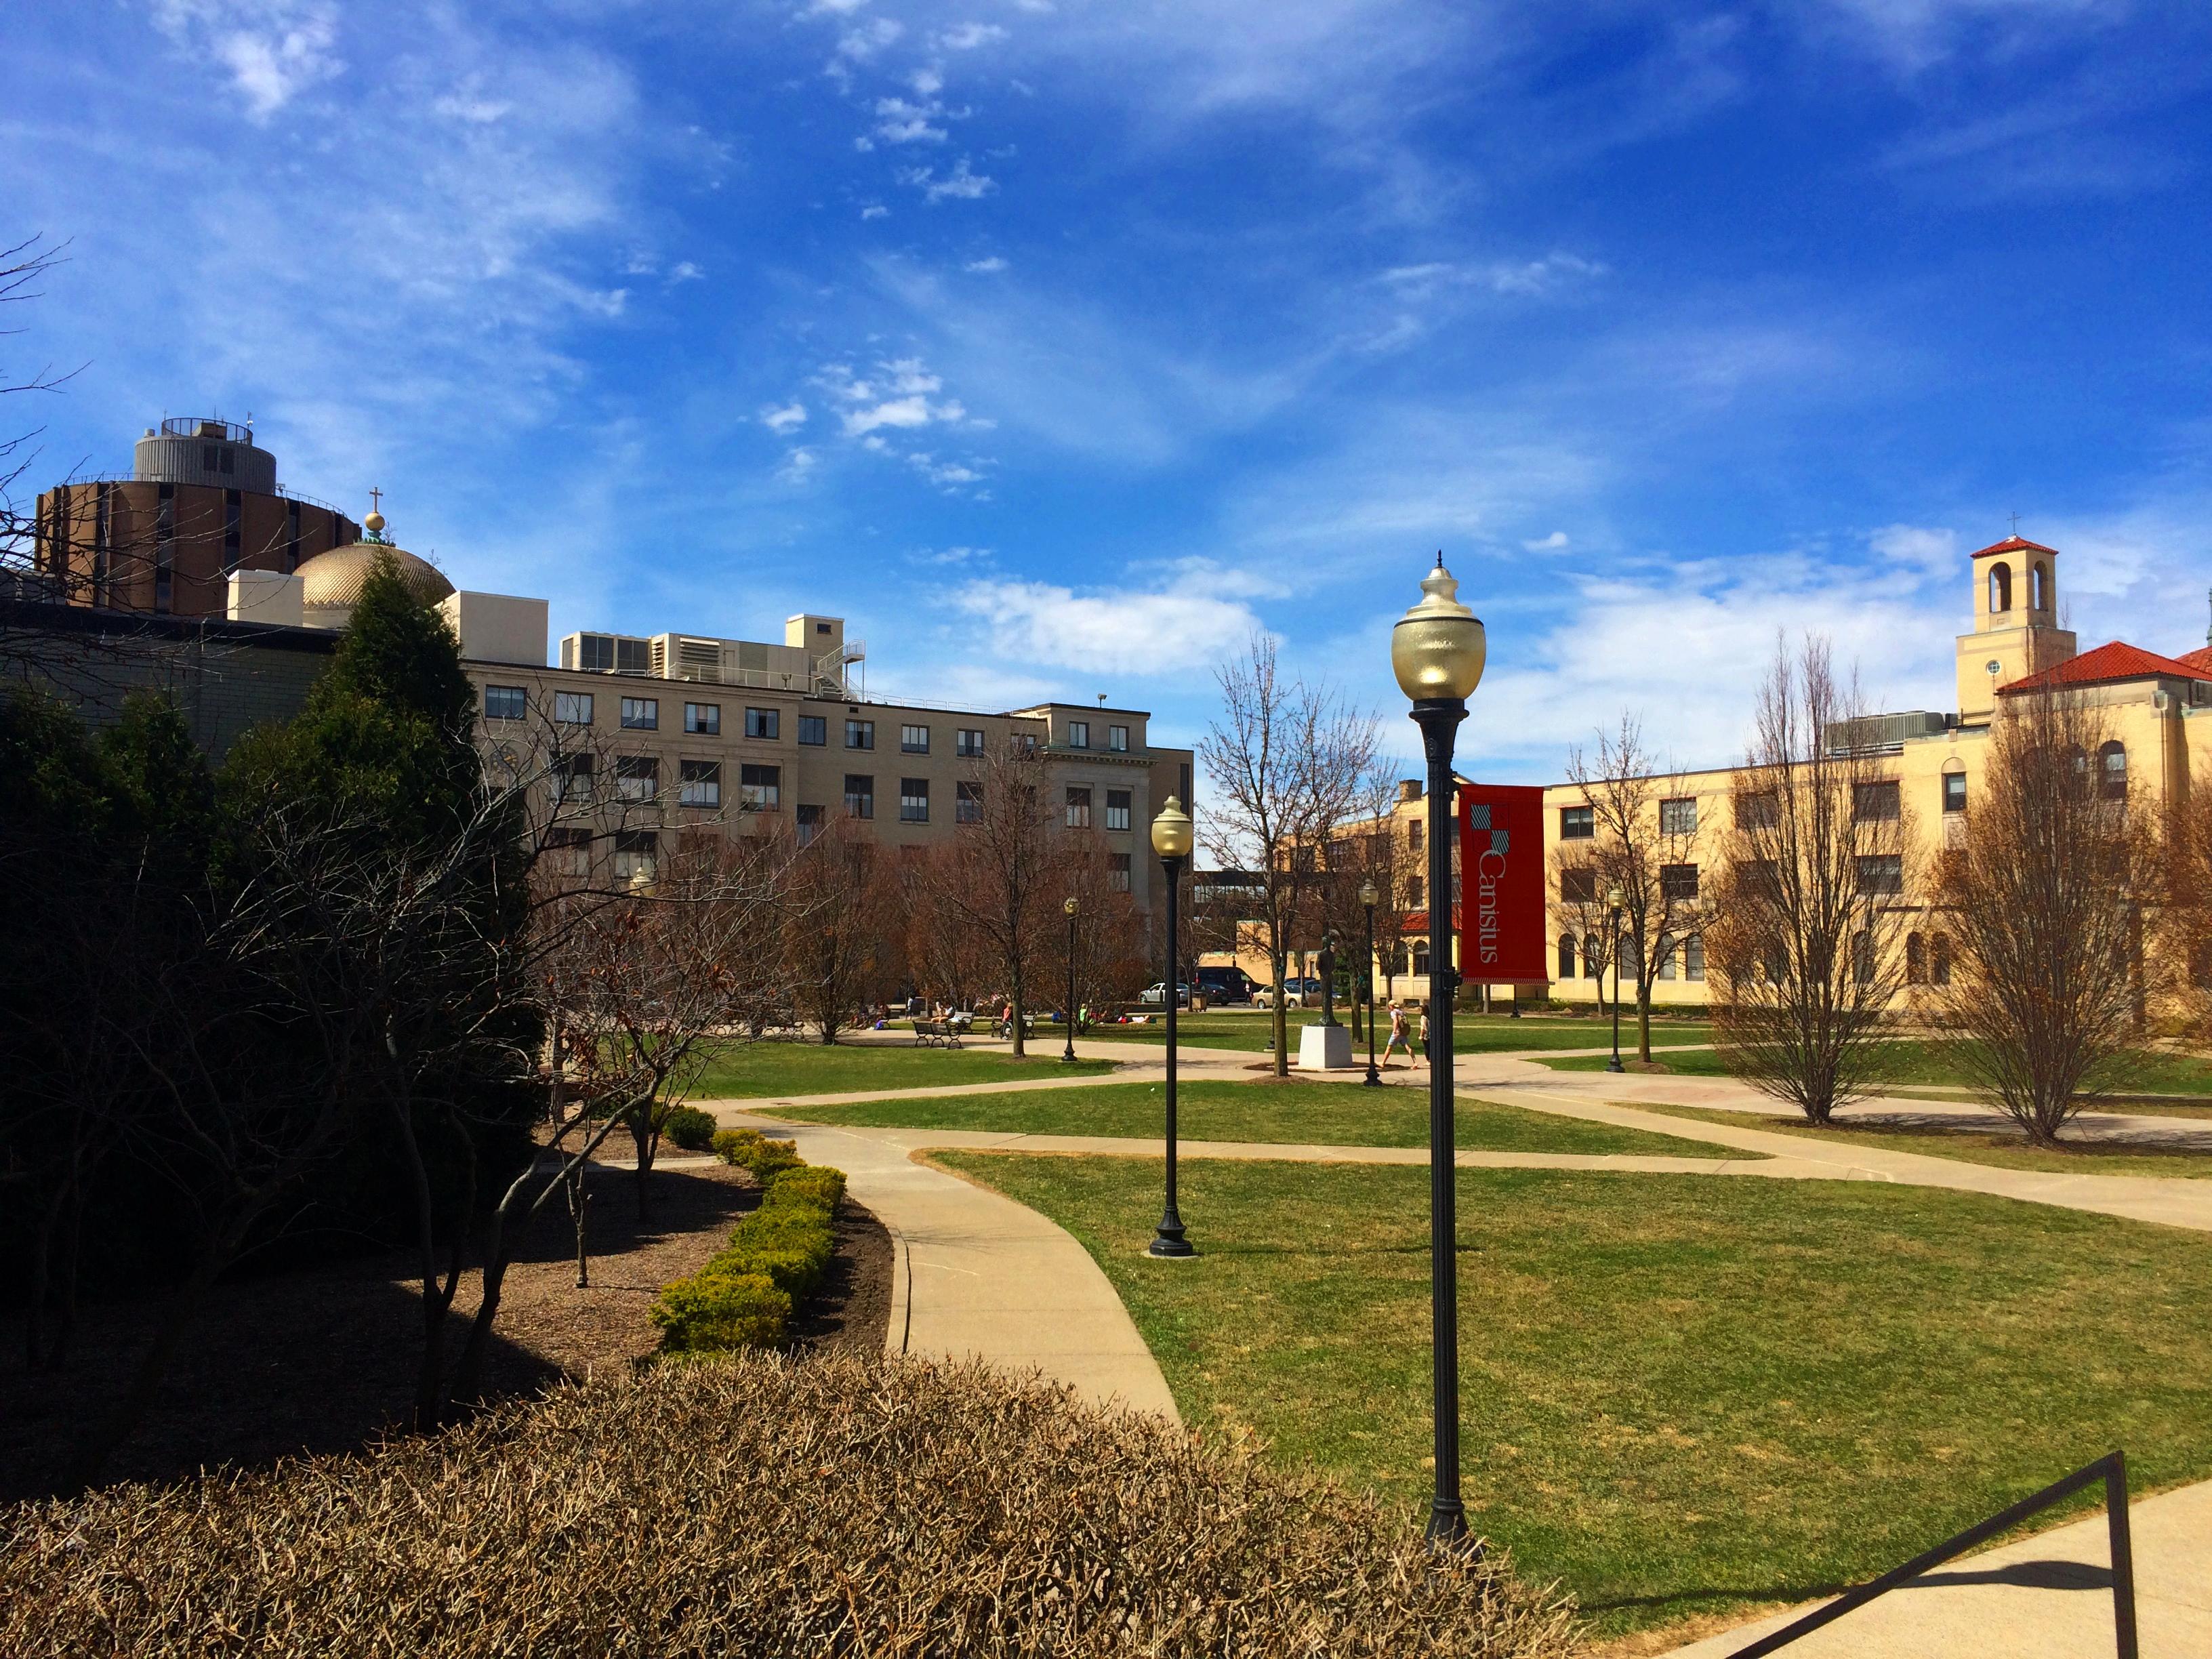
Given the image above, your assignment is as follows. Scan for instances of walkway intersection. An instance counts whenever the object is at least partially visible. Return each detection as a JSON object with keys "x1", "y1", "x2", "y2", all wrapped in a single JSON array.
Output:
[{"x1": 697, "y1": 1027, "x2": 2212, "y2": 1658}]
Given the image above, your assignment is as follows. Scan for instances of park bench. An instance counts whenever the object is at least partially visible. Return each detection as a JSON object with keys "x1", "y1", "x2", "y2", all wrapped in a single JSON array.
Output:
[{"x1": 913, "y1": 1019, "x2": 964, "y2": 1049}]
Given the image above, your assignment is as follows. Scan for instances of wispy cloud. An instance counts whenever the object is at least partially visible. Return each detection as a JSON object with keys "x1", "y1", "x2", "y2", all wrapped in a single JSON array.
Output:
[
  {"x1": 898, "y1": 157, "x2": 996, "y2": 201},
  {"x1": 963, "y1": 255, "x2": 1008, "y2": 272},
  {"x1": 760, "y1": 401, "x2": 808, "y2": 434},
  {"x1": 953, "y1": 568, "x2": 1267, "y2": 674},
  {"x1": 150, "y1": 0, "x2": 342, "y2": 120},
  {"x1": 936, "y1": 22, "x2": 1009, "y2": 51}
]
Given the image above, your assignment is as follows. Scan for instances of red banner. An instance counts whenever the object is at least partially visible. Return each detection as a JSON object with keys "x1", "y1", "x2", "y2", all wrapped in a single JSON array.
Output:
[{"x1": 1458, "y1": 784, "x2": 1549, "y2": 984}]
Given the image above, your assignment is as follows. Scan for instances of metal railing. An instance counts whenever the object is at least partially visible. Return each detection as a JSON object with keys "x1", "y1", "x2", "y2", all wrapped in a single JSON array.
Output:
[{"x1": 1727, "y1": 1451, "x2": 2137, "y2": 1658}]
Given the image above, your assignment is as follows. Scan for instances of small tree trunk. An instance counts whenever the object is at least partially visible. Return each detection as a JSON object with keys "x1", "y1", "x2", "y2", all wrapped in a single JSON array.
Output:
[
  {"x1": 1271, "y1": 946, "x2": 1290, "y2": 1078},
  {"x1": 629, "y1": 1105, "x2": 657, "y2": 1220},
  {"x1": 569, "y1": 1164, "x2": 591, "y2": 1288}
]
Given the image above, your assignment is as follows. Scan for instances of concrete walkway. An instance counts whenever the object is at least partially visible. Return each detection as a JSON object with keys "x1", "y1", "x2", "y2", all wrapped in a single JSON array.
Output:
[{"x1": 1658, "y1": 1475, "x2": 2212, "y2": 1658}]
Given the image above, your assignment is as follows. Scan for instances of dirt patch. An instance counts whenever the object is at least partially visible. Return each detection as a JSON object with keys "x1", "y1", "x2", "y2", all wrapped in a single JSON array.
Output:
[{"x1": 0, "y1": 1159, "x2": 888, "y2": 1501}]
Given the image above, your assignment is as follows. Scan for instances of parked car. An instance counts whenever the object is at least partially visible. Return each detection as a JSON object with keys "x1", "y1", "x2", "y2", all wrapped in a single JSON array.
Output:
[
  {"x1": 1260, "y1": 977, "x2": 1325, "y2": 1008},
  {"x1": 1139, "y1": 981, "x2": 1192, "y2": 1008},
  {"x1": 1195, "y1": 966, "x2": 1256, "y2": 1004}
]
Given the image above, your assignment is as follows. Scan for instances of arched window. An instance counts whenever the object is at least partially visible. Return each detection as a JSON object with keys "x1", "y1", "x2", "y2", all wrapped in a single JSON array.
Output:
[
  {"x1": 1557, "y1": 933, "x2": 1576, "y2": 980},
  {"x1": 1412, "y1": 942, "x2": 1430, "y2": 978},
  {"x1": 1931, "y1": 933, "x2": 1952, "y2": 987},
  {"x1": 1989, "y1": 562, "x2": 2012, "y2": 613},
  {"x1": 1906, "y1": 933, "x2": 1927, "y2": 985},
  {"x1": 1683, "y1": 934, "x2": 1705, "y2": 982},
  {"x1": 1657, "y1": 936, "x2": 1677, "y2": 979},
  {"x1": 2032, "y1": 561, "x2": 2049, "y2": 611},
  {"x1": 2099, "y1": 740, "x2": 2127, "y2": 801},
  {"x1": 1583, "y1": 933, "x2": 1603, "y2": 979}
]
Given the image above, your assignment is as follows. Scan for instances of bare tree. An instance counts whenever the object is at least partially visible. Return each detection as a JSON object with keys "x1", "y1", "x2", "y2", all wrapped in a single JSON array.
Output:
[
  {"x1": 1923, "y1": 687, "x2": 2150, "y2": 1144},
  {"x1": 1704, "y1": 638, "x2": 1914, "y2": 1122},
  {"x1": 1559, "y1": 716, "x2": 1708, "y2": 1063},
  {"x1": 785, "y1": 813, "x2": 903, "y2": 1044},
  {"x1": 916, "y1": 732, "x2": 1063, "y2": 1056},
  {"x1": 1200, "y1": 634, "x2": 1380, "y2": 1076},
  {"x1": 1059, "y1": 827, "x2": 1148, "y2": 1027}
]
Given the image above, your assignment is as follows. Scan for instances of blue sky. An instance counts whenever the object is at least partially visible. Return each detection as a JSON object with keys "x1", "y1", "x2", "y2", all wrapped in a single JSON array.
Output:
[{"x1": 5, "y1": 0, "x2": 2210, "y2": 781}]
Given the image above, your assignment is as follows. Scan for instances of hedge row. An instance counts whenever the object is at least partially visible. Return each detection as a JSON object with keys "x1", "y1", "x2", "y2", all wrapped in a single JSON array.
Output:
[
  {"x1": 649, "y1": 1132, "x2": 848, "y2": 1353},
  {"x1": 0, "y1": 1352, "x2": 1580, "y2": 1657}
]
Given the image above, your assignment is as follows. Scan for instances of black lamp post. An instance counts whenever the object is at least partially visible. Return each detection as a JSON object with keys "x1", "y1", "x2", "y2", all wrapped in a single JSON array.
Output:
[
  {"x1": 1393, "y1": 552, "x2": 1486, "y2": 1549},
  {"x1": 1150, "y1": 797, "x2": 1195, "y2": 1258},
  {"x1": 1605, "y1": 884, "x2": 1625, "y2": 1074},
  {"x1": 1360, "y1": 878, "x2": 1382, "y2": 1086},
  {"x1": 1063, "y1": 897, "x2": 1080, "y2": 1065}
]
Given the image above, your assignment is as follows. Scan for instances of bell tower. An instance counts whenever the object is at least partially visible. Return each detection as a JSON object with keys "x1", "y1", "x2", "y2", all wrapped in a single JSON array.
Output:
[{"x1": 1955, "y1": 533, "x2": 2076, "y2": 721}]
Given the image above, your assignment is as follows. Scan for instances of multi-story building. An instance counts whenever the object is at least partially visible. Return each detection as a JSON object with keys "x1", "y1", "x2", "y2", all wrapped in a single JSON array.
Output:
[
  {"x1": 1347, "y1": 535, "x2": 2212, "y2": 1008},
  {"x1": 34, "y1": 417, "x2": 359, "y2": 617}
]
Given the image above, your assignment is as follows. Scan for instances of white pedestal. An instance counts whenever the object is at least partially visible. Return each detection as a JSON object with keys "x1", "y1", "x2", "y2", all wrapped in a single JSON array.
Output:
[{"x1": 1296, "y1": 1022, "x2": 1356, "y2": 1071}]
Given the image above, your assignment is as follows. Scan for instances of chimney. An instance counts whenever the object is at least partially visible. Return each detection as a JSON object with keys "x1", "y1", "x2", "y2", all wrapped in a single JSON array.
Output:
[{"x1": 1397, "y1": 778, "x2": 1422, "y2": 802}]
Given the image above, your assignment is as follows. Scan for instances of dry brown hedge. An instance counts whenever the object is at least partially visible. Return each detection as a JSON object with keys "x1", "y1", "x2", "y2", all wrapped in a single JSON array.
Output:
[{"x1": 1, "y1": 1351, "x2": 1579, "y2": 1657}]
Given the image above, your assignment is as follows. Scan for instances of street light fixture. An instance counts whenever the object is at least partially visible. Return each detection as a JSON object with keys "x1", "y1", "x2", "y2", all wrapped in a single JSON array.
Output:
[
  {"x1": 1605, "y1": 883, "x2": 1625, "y2": 1074},
  {"x1": 1391, "y1": 552, "x2": 1486, "y2": 1549},
  {"x1": 1149, "y1": 797, "x2": 1195, "y2": 1258},
  {"x1": 1063, "y1": 897, "x2": 1080, "y2": 1065},
  {"x1": 1359, "y1": 878, "x2": 1382, "y2": 1087}
]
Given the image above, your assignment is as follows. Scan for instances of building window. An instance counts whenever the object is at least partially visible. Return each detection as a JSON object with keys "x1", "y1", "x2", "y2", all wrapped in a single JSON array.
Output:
[
  {"x1": 1942, "y1": 773, "x2": 1967, "y2": 815},
  {"x1": 483, "y1": 684, "x2": 527, "y2": 722},
  {"x1": 1105, "y1": 790, "x2": 1131, "y2": 832},
  {"x1": 1659, "y1": 797, "x2": 1697, "y2": 837},
  {"x1": 1932, "y1": 933, "x2": 1952, "y2": 985},
  {"x1": 797, "y1": 804, "x2": 825, "y2": 845},
  {"x1": 1011, "y1": 731, "x2": 1038, "y2": 756},
  {"x1": 1990, "y1": 562, "x2": 2012, "y2": 613},
  {"x1": 1560, "y1": 805, "x2": 1594, "y2": 840},
  {"x1": 1561, "y1": 868, "x2": 1597, "y2": 904},
  {"x1": 1856, "y1": 854, "x2": 1903, "y2": 897},
  {"x1": 551, "y1": 752, "x2": 594, "y2": 801},
  {"x1": 616, "y1": 756, "x2": 659, "y2": 803},
  {"x1": 1658, "y1": 940, "x2": 1677, "y2": 979},
  {"x1": 1108, "y1": 724, "x2": 1128, "y2": 752},
  {"x1": 957, "y1": 728, "x2": 985, "y2": 758},
  {"x1": 1557, "y1": 934, "x2": 1576, "y2": 979},
  {"x1": 742, "y1": 762, "x2": 785, "y2": 812},
  {"x1": 1065, "y1": 786, "x2": 1092, "y2": 828},
  {"x1": 555, "y1": 691, "x2": 594, "y2": 726},
  {"x1": 686, "y1": 702, "x2": 721, "y2": 735},
  {"x1": 678, "y1": 760, "x2": 722, "y2": 808},
  {"x1": 1069, "y1": 720, "x2": 1090, "y2": 750},
  {"x1": 1660, "y1": 863, "x2": 1699, "y2": 901},
  {"x1": 846, "y1": 719, "x2": 874, "y2": 750},
  {"x1": 1408, "y1": 819, "x2": 1423, "y2": 853},
  {"x1": 1906, "y1": 933, "x2": 1927, "y2": 985},
  {"x1": 1582, "y1": 933, "x2": 1603, "y2": 979},
  {"x1": 900, "y1": 777, "x2": 930, "y2": 822},
  {"x1": 1683, "y1": 934, "x2": 1705, "y2": 981},
  {"x1": 1412, "y1": 943, "x2": 1430, "y2": 978},
  {"x1": 901, "y1": 724, "x2": 930, "y2": 754},
  {"x1": 799, "y1": 715, "x2": 826, "y2": 745},
  {"x1": 1736, "y1": 791, "x2": 1779, "y2": 830},
  {"x1": 612, "y1": 830, "x2": 658, "y2": 886},
  {"x1": 620, "y1": 697, "x2": 658, "y2": 731},
  {"x1": 1853, "y1": 930, "x2": 1875, "y2": 985},
  {"x1": 1406, "y1": 876, "x2": 1423, "y2": 908},
  {"x1": 1852, "y1": 780, "x2": 1900, "y2": 823},
  {"x1": 1110, "y1": 853, "x2": 1131, "y2": 892},
  {"x1": 745, "y1": 706, "x2": 779, "y2": 740},
  {"x1": 844, "y1": 774, "x2": 874, "y2": 819},
  {"x1": 546, "y1": 827, "x2": 591, "y2": 879},
  {"x1": 956, "y1": 781, "x2": 983, "y2": 824},
  {"x1": 2099, "y1": 741, "x2": 2127, "y2": 801}
]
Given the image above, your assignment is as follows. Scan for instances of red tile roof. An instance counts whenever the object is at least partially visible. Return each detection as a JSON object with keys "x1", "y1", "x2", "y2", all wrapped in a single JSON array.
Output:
[
  {"x1": 2178, "y1": 646, "x2": 2212, "y2": 675},
  {"x1": 1998, "y1": 640, "x2": 2212, "y2": 695},
  {"x1": 1970, "y1": 534, "x2": 2062, "y2": 560}
]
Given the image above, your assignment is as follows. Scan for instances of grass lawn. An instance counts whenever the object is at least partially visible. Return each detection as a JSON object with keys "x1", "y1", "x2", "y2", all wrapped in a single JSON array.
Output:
[
  {"x1": 1088, "y1": 1010, "x2": 1713, "y2": 1054},
  {"x1": 1639, "y1": 1101, "x2": 2212, "y2": 1180},
  {"x1": 756, "y1": 1079, "x2": 1747, "y2": 1158},
  {"x1": 693, "y1": 1039, "x2": 1115, "y2": 1099},
  {"x1": 1538, "y1": 1038, "x2": 2212, "y2": 1097},
  {"x1": 935, "y1": 1152, "x2": 2212, "y2": 1641}
]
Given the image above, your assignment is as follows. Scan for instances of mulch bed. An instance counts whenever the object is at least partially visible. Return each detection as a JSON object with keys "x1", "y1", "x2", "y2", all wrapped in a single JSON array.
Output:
[{"x1": 0, "y1": 1159, "x2": 892, "y2": 1502}]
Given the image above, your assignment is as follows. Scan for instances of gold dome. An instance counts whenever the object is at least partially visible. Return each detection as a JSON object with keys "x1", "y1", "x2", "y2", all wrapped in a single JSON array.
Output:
[{"x1": 296, "y1": 541, "x2": 456, "y2": 612}]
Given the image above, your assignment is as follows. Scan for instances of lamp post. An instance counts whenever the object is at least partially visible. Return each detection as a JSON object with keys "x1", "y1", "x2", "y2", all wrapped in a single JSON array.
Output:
[
  {"x1": 1063, "y1": 897, "x2": 1080, "y2": 1065},
  {"x1": 1149, "y1": 797, "x2": 1195, "y2": 1258},
  {"x1": 1605, "y1": 884, "x2": 1624, "y2": 1074},
  {"x1": 1392, "y1": 552, "x2": 1486, "y2": 1548},
  {"x1": 1359, "y1": 878, "x2": 1382, "y2": 1087}
]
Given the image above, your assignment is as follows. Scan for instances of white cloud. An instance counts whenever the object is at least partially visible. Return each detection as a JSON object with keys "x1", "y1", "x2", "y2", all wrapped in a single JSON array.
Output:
[
  {"x1": 963, "y1": 255, "x2": 1008, "y2": 272},
  {"x1": 805, "y1": 0, "x2": 871, "y2": 12},
  {"x1": 836, "y1": 18, "x2": 903, "y2": 61},
  {"x1": 907, "y1": 451, "x2": 988, "y2": 490},
  {"x1": 874, "y1": 95, "x2": 948, "y2": 143},
  {"x1": 779, "y1": 447, "x2": 818, "y2": 483},
  {"x1": 1380, "y1": 253, "x2": 1608, "y2": 300},
  {"x1": 667, "y1": 260, "x2": 704, "y2": 283},
  {"x1": 936, "y1": 22, "x2": 1010, "y2": 49},
  {"x1": 150, "y1": 0, "x2": 342, "y2": 120},
  {"x1": 1522, "y1": 531, "x2": 1570, "y2": 553},
  {"x1": 899, "y1": 157, "x2": 996, "y2": 202},
  {"x1": 953, "y1": 570, "x2": 1267, "y2": 675},
  {"x1": 861, "y1": 203, "x2": 890, "y2": 219},
  {"x1": 1868, "y1": 522, "x2": 1958, "y2": 579},
  {"x1": 760, "y1": 402, "x2": 808, "y2": 434},
  {"x1": 815, "y1": 356, "x2": 970, "y2": 436}
]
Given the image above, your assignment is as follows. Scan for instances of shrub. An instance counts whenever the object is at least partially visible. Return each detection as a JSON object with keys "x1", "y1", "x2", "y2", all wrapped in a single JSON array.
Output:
[
  {"x1": 649, "y1": 1271, "x2": 791, "y2": 1353},
  {"x1": 766, "y1": 1164, "x2": 846, "y2": 1212},
  {"x1": 743, "y1": 1137, "x2": 803, "y2": 1183},
  {"x1": 0, "y1": 1353, "x2": 1578, "y2": 1657},
  {"x1": 710, "y1": 1127, "x2": 760, "y2": 1165},
  {"x1": 663, "y1": 1105, "x2": 718, "y2": 1152}
]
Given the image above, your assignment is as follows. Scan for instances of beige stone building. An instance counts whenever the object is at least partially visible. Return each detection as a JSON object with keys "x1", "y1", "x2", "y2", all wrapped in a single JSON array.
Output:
[{"x1": 1350, "y1": 535, "x2": 2212, "y2": 1008}]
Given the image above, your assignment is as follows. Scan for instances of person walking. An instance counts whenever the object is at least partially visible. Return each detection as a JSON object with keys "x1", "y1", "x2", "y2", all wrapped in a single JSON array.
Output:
[
  {"x1": 1382, "y1": 1002, "x2": 1415, "y2": 1068},
  {"x1": 1418, "y1": 1006, "x2": 1432, "y2": 1066}
]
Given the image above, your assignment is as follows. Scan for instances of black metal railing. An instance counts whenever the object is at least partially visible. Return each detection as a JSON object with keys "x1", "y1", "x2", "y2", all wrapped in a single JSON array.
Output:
[{"x1": 1727, "y1": 1451, "x2": 2137, "y2": 1658}]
